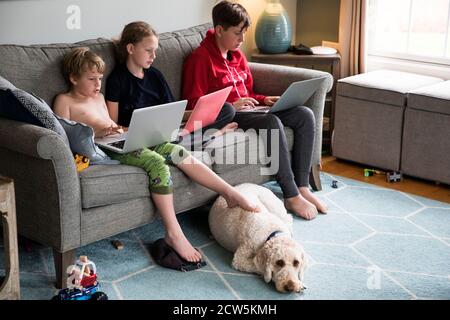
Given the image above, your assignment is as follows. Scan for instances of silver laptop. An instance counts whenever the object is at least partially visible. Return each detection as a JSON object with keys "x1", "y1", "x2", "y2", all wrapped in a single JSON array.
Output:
[
  {"x1": 95, "y1": 100, "x2": 187, "y2": 154},
  {"x1": 239, "y1": 77, "x2": 326, "y2": 113}
]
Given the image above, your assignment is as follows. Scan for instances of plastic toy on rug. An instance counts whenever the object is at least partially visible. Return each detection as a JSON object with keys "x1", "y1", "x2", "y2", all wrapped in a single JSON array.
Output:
[
  {"x1": 364, "y1": 168, "x2": 402, "y2": 183},
  {"x1": 51, "y1": 255, "x2": 108, "y2": 300},
  {"x1": 386, "y1": 171, "x2": 402, "y2": 183},
  {"x1": 364, "y1": 168, "x2": 385, "y2": 177}
]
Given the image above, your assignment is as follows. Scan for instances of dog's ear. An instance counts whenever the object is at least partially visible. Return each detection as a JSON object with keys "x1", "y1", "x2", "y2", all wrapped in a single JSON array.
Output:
[
  {"x1": 264, "y1": 264, "x2": 273, "y2": 283},
  {"x1": 254, "y1": 244, "x2": 273, "y2": 283},
  {"x1": 297, "y1": 248, "x2": 308, "y2": 282}
]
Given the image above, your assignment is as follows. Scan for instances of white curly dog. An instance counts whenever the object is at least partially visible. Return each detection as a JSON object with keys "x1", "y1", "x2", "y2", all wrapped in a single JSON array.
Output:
[{"x1": 209, "y1": 183, "x2": 308, "y2": 293}]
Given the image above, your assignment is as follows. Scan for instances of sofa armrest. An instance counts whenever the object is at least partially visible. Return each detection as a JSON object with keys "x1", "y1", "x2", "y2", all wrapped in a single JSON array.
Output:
[
  {"x1": 0, "y1": 118, "x2": 82, "y2": 252},
  {"x1": 249, "y1": 62, "x2": 333, "y2": 166},
  {"x1": 249, "y1": 62, "x2": 333, "y2": 95}
]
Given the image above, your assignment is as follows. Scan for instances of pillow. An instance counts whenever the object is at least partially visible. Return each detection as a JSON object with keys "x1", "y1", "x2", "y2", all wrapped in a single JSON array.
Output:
[
  {"x1": 0, "y1": 86, "x2": 70, "y2": 146},
  {"x1": 9, "y1": 88, "x2": 69, "y2": 143},
  {"x1": 0, "y1": 75, "x2": 42, "y2": 126},
  {"x1": 0, "y1": 89, "x2": 44, "y2": 127},
  {"x1": 0, "y1": 75, "x2": 16, "y2": 90},
  {"x1": 55, "y1": 115, "x2": 119, "y2": 165}
]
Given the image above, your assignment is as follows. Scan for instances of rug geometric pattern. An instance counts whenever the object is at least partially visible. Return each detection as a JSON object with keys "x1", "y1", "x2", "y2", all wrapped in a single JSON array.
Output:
[{"x1": 1, "y1": 173, "x2": 449, "y2": 300}]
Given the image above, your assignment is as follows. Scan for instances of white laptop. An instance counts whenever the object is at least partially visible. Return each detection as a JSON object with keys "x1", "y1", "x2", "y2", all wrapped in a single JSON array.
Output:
[
  {"x1": 239, "y1": 77, "x2": 326, "y2": 113},
  {"x1": 95, "y1": 100, "x2": 187, "y2": 154}
]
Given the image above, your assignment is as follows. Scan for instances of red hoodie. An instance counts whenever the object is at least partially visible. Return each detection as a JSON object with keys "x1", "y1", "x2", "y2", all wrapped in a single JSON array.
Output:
[{"x1": 183, "y1": 29, "x2": 266, "y2": 110}]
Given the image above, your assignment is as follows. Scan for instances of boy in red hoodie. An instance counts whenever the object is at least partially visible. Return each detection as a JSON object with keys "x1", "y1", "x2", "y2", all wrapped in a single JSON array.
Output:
[{"x1": 183, "y1": 1, "x2": 327, "y2": 219}]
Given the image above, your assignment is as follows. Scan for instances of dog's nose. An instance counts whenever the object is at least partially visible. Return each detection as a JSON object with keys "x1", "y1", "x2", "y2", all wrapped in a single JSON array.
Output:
[{"x1": 284, "y1": 280, "x2": 296, "y2": 292}]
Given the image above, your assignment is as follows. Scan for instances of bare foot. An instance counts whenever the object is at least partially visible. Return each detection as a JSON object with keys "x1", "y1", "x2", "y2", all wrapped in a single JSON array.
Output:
[
  {"x1": 299, "y1": 187, "x2": 328, "y2": 214},
  {"x1": 284, "y1": 195, "x2": 318, "y2": 220},
  {"x1": 224, "y1": 188, "x2": 260, "y2": 212},
  {"x1": 165, "y1": 232, "x2": 202, "y2": 263},
  {"x1": 213, "y1": 122, "x2": 238, "y2": 138}
]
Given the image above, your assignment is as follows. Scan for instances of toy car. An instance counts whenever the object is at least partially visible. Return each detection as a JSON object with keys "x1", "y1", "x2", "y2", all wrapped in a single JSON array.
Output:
[
  {"x1": 51, "y1": 255, "x2": 108, "y2": 301},
  {"x1": 386, "y1": 171, "x2": 402, "y2": 183},
  {"x1": 364, "y1": 168, "x2": 385, "y2": 177}
]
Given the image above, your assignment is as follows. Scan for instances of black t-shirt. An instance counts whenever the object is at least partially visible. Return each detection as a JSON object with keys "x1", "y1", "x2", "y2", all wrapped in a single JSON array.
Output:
[{"x1": 105, "y1": 64, "x2": 175, "y2": 127}]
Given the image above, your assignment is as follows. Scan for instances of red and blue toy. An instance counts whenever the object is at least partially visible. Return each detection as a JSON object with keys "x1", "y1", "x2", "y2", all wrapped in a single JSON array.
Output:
[{"x1": 52, "y1": 255, "x2": 108, "y2": 300}]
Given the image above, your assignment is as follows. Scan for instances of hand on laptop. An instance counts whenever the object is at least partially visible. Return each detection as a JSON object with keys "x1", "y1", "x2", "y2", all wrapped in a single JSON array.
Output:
[
  {"x1": 98, "y1": 125, "x2": 124, "y2": 138},
  {"x1": 233, "y1": 97, "x2": 259, "y2": 110},
  {"x1": 264, "y1": 96, "x2": 280, "y2": 106}
]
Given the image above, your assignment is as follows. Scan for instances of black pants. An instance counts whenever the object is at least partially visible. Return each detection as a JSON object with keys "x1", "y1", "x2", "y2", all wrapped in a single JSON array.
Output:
[
  {"x1": 179, "y1": 103, "x2": 235, "y2": 150},
  {"x1": 234, "y1": 106, "x2": 315, "y2": 198}
]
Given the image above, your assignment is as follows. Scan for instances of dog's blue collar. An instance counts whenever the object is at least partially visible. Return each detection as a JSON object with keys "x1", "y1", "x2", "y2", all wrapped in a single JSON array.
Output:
[{"x1": 266, "y1": 230, "x2": 289, "y2": 243}]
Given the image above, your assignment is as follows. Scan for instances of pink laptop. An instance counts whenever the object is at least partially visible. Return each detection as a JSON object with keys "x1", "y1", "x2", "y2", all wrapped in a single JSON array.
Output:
[{"x1": 180, "y1": 86, "x2": 233, "y2": 135}]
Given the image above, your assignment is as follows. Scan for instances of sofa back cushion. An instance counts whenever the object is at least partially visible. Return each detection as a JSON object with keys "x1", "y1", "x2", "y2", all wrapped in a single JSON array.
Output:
[
  {"x1": 153, "y1": 23, "x2": 211, "y2": 100},
  {"x1": 0, "y1": 23, "x2": 211, "y2": 107},
  {"x1": 0, "y1": 38, "x2": 116, "y2": 106}
]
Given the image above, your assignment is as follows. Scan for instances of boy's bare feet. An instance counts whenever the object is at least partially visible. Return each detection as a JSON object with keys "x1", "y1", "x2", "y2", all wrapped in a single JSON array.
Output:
[
  {"x1": 223, "y1": 188, "x2": 260, "y2": 212},
  {"x1": 165, "y1": 232, "x2": 202, "y2": 263},
  {"x1": 284, "y1": 195, "x2": 318, "y2": 220},
  {"x1": 299, "y1": 187, "x2": 328, "y2": 214},
  {"x1": 213, "y1": 122, "x2": 238, "y2": 138}
]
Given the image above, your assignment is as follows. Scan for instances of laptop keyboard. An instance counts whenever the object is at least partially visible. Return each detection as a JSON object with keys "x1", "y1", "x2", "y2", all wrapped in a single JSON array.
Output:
[
  {"x1": 108, "y1": 140, "x2": 126, "y2": 150},
  {"x1": 238, "y1": 106, "x2": 270, "y2": 113}
]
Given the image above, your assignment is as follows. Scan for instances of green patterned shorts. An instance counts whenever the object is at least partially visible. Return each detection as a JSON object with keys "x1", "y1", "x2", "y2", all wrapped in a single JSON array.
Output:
[{"x1": 108, "y1": 142, "x2": 190, "y2": 194}]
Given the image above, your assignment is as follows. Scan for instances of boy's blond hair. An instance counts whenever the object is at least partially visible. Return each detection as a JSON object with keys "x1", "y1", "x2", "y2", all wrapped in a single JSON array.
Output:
[{"x1": 63, "y1": 47, "x2": 105, "y2": 84}]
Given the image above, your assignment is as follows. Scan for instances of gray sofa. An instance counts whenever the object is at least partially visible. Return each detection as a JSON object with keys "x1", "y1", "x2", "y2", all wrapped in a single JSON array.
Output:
[{"x1": 0, "y1": 23, "x2": 332, "y2": 288}]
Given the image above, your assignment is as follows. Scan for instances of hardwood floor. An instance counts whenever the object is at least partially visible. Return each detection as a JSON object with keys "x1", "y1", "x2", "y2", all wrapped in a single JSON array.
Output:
[{"x1": 321, "y1": 156, "x2": 450, "y2": 204}]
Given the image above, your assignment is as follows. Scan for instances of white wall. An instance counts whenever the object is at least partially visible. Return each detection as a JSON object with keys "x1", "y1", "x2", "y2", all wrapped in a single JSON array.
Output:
[
  {"x1": 0, "y1": 0, "x2": 296, "y2": 58},
  {"x1": 0, "y1": 0, "x2": 216, "y2": 45}
]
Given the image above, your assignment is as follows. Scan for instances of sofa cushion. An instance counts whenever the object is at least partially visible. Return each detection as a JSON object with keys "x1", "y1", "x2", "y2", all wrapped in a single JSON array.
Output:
[
  {"x1": 205, "y1": 128, "x2": 294, "y2": 174},
  {"x1": 338, "y1": 70, "x2": 443, "y2": 107},
  {"x1": 79, "y1": 164, "x2": 150, "y2": 209},
  {"x1": 79, "y1": 150, "x2": 212, "y2": 209},
  {"x1": 56, "y1": 115, "x2": 118, "y2": 164},
  {"x1": 407, "y1": 80, "x2": 450, "y2": 115},
  {"x1": 205, "y1": 131, "x2": 261, "y2": 174},
  {"x1": 284, "y1": 127, "x2": 294, "y2": 151}
]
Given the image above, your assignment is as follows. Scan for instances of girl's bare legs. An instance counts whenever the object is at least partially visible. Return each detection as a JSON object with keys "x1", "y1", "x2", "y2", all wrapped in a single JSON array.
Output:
[
  {"x1": 151, "y1": 193, "x2": 202, "y2": 263},
  {"x1": 177, "y1": 155, "x2": 259, "y2": 212}
]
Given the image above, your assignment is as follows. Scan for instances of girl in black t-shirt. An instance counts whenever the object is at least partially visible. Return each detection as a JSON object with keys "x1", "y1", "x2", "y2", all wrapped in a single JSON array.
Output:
[{"x1": 105, "y1": 21, "x2": 259, "y2": 264}]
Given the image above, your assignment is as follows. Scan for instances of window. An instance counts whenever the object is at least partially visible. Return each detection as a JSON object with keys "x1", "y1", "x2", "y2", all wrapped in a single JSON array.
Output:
[{"x1": 368, "y1": 0, "x2": 450, "y2": 65}]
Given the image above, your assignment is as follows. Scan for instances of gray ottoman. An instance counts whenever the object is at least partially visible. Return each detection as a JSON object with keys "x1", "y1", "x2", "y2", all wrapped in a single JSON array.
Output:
[
  {"x1": 402, "y1": 81, "x2": 450, "y2": 184},
  {"x1": 333, "y1": 70, "x2": 442, "y2": 171}
]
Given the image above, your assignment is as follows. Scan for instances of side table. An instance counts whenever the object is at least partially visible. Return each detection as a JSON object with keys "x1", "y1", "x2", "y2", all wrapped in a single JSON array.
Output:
[
  {"x1": 251, "y1": 51, "x2": 341, "y2": 153},
  {"x1": 0, "y1": 176, "x2": 20, "y2": 300}
]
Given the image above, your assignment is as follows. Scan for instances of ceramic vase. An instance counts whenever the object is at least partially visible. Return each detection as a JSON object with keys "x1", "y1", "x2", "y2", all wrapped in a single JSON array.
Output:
[{"x1": 255, "y1": 0, "x2": 293, "y2": 54}]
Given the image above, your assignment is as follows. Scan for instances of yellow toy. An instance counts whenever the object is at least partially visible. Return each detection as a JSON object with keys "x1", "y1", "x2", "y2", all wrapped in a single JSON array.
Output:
[{"x1": 74, "y1": 154, "x2": 90, "y2": 172}]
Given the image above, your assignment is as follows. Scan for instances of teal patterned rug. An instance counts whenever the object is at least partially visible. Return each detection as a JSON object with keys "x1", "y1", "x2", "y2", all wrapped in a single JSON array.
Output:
[{"x1": 1, "y1": 173, "x2": 449, "y2": 300}]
